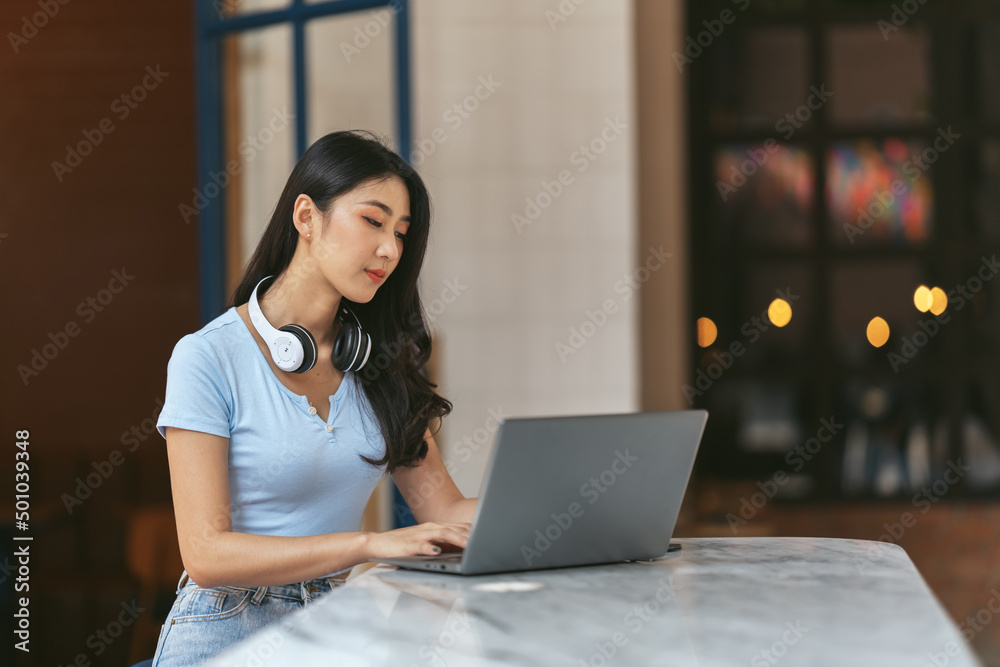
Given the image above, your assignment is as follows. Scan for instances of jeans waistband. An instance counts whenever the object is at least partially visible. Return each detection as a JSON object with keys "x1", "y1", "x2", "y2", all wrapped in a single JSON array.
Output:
[{"x1": 176, "y1": 569, "x2": 349, "y2": 605}]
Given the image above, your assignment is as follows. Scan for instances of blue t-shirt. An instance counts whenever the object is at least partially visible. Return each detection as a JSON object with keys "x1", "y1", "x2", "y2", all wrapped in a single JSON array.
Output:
[{"x1": 156, "y1": 306, "x2": 387, "y2": 576}]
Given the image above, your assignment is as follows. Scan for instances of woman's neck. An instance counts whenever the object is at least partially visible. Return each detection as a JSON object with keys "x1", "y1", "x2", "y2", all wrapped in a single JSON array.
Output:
[{"x1": 260, "y1": 266, "x2": 343, "y2": 348}]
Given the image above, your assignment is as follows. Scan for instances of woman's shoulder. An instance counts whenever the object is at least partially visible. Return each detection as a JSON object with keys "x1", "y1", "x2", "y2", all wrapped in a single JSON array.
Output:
[{"x1": 168, "y1": 307, "x2": 244, "y2": 366}]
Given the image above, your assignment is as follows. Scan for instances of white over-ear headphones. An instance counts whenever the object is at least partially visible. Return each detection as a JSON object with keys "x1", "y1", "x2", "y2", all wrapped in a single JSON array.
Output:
[{"x1": 248, "y1": 275, "x2": 372, "y2": 373}]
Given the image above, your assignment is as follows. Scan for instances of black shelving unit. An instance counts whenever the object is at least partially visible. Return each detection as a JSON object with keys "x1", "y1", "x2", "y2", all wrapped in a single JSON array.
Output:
[{"x1": 686, "y1": 0, "x2": 1000, "y2": 501}]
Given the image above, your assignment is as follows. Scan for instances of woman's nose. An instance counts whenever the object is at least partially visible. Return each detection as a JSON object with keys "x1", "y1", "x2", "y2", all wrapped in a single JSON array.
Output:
[{"x1": 378, "y1": 235, "x2": 400, "y2": 261}]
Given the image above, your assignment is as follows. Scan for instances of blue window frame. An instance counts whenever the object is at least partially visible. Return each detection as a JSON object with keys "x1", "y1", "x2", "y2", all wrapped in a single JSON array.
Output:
[
  {"x1": 193, "y1": 0, "x2": 415, "y2": 528},
  {"x1": 193, "y1": 0, "x2": 411, "y2": 323}
]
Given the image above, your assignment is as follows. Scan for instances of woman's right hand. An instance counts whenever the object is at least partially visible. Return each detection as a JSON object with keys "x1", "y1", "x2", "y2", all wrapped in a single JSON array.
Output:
[{"x1": 366, "y1": 522, "x2": 471, "y2": 559}]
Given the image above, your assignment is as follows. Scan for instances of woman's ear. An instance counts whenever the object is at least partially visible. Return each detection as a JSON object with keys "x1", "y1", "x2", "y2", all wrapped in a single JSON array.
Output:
[{"x1": 292, "y1": 194, "x2": 318, "y2": 238}]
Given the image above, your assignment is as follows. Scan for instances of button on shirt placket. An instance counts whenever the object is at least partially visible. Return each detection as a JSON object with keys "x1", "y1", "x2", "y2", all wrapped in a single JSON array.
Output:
[{"x1": 305, "y1": 399, "x2": 337, "y2": 443}]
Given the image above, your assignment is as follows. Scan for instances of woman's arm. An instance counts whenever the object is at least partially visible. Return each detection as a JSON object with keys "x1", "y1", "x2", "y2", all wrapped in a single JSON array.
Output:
[
  {"x1": 166, "y1": 426, "x2": 374, "y2": 588},
  {"x1": 436, "y1": 497, "x2": 479, "y2": 524},
  {"x1": 392, "y1": 429, "x2": 479, "y2": 525}
]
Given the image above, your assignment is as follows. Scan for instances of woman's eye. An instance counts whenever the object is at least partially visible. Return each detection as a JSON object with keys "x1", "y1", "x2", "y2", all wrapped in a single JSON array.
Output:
[
  {"x1": 361, "y1": 215, "x2": 406, "y2": 241},
  {"x1": 366, "y1": 216, "x2": 406, "y2": 241}
]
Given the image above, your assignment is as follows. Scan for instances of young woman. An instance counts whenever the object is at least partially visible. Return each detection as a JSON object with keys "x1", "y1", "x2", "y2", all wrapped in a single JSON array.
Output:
[{"x1": 152, "y1": 130, "x2": 476, "y2": 665}]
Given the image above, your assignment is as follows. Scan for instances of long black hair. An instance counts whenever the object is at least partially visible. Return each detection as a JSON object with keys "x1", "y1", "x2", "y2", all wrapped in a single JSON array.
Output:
[{"x1": 230, "y1": 130, "x2": 451, "y2": 474}]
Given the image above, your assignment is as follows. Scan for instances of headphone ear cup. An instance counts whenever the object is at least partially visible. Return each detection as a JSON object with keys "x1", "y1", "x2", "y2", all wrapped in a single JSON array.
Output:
[
  {"x1": 279, "y1": 324, "x2": 317, "y2": 373},
  {"x1": 332, "y1": 320, "x2": 362, "y2": 372},
  {"x1": 355, "y1": 331, "x2": 372, "y2": 371}
]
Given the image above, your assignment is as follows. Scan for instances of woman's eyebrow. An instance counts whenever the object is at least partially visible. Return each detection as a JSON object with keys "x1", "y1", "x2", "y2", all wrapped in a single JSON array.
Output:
[{"x1": 358, "y1": 200, "x2": 412, "y2": 223}]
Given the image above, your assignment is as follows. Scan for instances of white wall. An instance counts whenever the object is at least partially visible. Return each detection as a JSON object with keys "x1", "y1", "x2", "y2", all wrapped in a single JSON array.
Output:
[
  {"x1": 231, "y1": 0, "x2": 641, "y2": 505},
  {"x1": 411, "y1": 0, "x2": 638, "y2": 496}
]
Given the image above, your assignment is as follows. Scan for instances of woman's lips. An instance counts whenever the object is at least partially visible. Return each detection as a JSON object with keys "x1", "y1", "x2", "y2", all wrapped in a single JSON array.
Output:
[{"x1": 365, "y1": 270, "x2": 385, "y2": 283}]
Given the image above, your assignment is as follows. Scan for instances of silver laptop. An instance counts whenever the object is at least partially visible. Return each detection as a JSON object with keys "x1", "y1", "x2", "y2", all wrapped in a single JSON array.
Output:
[{"x1": 369, "y1": 410, "x2": 708, "y2": 575}]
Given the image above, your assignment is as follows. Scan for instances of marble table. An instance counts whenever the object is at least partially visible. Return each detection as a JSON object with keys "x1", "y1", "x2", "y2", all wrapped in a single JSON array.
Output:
[{"x1": 208, "y1": 537, "x2": 981, "y2": 666}]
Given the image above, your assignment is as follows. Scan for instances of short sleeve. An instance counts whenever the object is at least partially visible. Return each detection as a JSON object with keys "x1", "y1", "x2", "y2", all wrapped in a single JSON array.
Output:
[{"x1": 156, "y1": 334, "x2": 233, "y2": 440}]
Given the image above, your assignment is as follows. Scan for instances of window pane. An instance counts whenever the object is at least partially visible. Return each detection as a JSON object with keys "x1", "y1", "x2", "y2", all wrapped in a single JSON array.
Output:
[
  {"x1": 827, "y1": 25, "x2": 932, "y2": 126},
  {"x1": 711, "y1": 28, "x2": 809, "y2": 130},
  {"x1": 714, "y1": 143, "x2": 814, "y2": 247},
  {"x1": 223, "y1": 25, "x2": 296, "y2": 269},
  {"x1": 738, "y1": 261, "x2": 813, "y2": 364},
  {"x1": 734, "y1": 381, "x2": 802, "y2": 454},
  {"x1": 826, "y1": 139, "x2": 933, "y2": 247},
  {"x1": 699, "y1": 262, "x2": 813, "y2": 369},
  {"x1": 306, "y1": 12, "x2": 396, "y2": 148},
  {"x1": 830, "y1": 259, "x2": 924, "y2": 363},
  {"x1": 837, "y1": 375, "x2": 945, "y2": 498}
]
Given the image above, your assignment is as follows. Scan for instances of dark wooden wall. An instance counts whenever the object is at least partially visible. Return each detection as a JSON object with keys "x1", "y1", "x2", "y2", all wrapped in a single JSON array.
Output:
[{"x1": 1, "y1": 1, "x2": 198, "y2": 663}]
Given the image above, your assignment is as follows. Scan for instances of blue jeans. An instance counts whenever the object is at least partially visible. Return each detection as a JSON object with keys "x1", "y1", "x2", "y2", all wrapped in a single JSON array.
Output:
[{"x1": 152, "y1": 569, "x2": 348, "y2": 666}]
